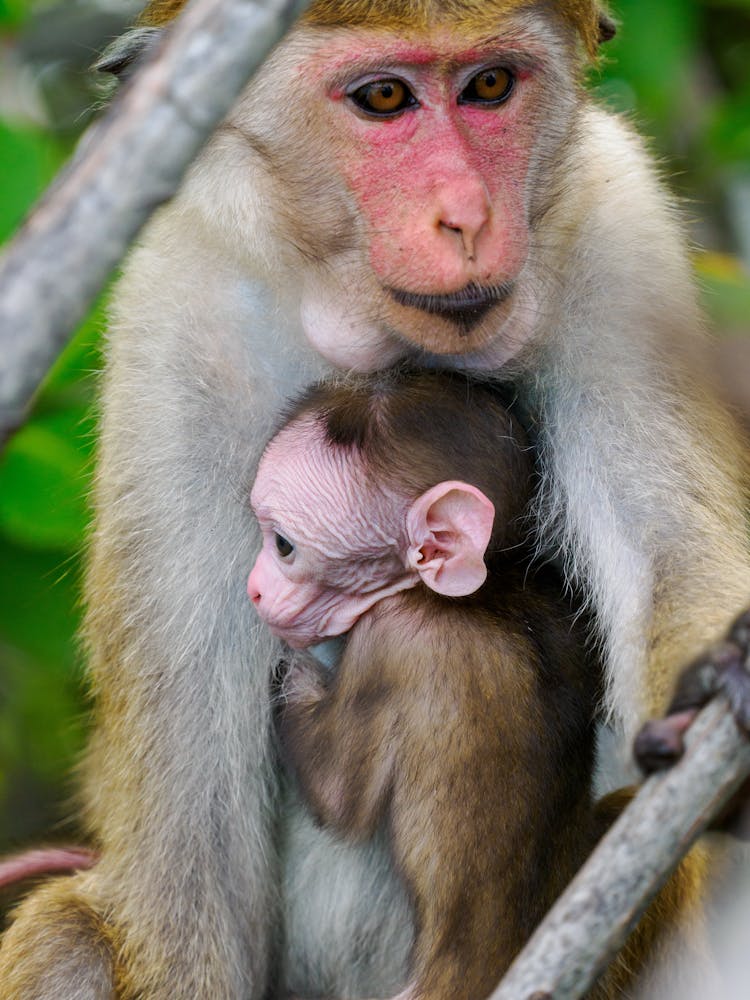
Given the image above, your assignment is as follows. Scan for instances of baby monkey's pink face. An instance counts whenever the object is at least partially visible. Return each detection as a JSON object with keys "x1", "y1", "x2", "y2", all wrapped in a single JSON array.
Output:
[
  {"x1": 248, "y1": 416, "x2": 496, "y2": 648},
  {"x1": 248, "y1": 419, "x2": 416, "y2": 648}
]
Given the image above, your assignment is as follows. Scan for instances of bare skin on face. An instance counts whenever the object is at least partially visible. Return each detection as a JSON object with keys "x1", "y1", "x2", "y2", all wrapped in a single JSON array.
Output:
[
  {"x1": 248, "y1": 413, "x2": 496, "y2": 646},
  {"x1": 293, "y1": 24, "x2": 551, "y2": 367},
  {"x1": 249, "y1": 419, "x2": 419, "y2": 647}
]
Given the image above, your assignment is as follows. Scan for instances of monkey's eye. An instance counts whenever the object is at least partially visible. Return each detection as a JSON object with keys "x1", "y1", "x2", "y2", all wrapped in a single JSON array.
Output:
[
  {"x1": 459, "y1": 67, "x2": 514, "y2": 106},
  {"x1": 275, "y1": 533, "x2": 295, "y2": 559},
  {"x1": 350, "y1": 79, "x2": 416, "y2": 117}
]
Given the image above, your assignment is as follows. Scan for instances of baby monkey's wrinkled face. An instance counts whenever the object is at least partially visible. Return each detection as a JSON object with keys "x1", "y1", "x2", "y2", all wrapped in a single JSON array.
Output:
[
  {"x1": 247, "y1": 417, "x2": 416, "y2": 648},
  {"x1": 248, "y1": 413, "x2": 496, "y2": 647}
]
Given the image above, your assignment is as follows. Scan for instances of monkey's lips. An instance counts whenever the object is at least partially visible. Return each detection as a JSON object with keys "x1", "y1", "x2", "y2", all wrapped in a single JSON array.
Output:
[{"x1": 388, "y1": 281, "x2": 514, "y2": 335}]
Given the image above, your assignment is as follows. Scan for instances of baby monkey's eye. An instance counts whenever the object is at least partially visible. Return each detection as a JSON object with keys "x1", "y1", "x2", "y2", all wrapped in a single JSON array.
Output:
[{"x1": 275, "y1": 533, "x2": 295, "y2": 558}]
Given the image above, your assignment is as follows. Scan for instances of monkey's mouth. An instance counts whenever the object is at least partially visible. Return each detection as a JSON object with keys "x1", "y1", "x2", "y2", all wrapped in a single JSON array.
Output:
[{"x1": 388, "y1": 282, "x2": 513, "y2": 334}]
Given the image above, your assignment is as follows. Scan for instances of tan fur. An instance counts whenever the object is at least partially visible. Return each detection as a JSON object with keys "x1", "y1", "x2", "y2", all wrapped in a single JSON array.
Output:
[
  {"x1": 0, "y1": 2, "x2": 748, "y2": 997},
  {"x1": 283, "y1": 584, "x2": 600, "y2": 1000},
  {"x1": 0, "y1": 876, "x2": 116, "y2": 999},
  {"x1": 271, "y1": 378, "x2": 717, "y2": 1000},
  {"x1": 271, "y1": 375, "x2": 586, "y2": 998},
  {"x1": 283, "y1": 597, "x2": 711, "y2": 1000},
  {"x1": 138, "y1": 0, "x2": 605, "y2": 55}
]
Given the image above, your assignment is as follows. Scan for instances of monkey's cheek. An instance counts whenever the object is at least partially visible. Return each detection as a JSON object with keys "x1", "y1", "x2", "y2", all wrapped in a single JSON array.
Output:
[{"x1": 300, "y1": 292, "x2": 406, "y2": 371}]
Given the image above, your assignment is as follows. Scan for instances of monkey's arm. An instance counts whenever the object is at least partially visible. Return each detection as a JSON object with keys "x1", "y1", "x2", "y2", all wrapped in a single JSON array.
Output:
[{"x1": 280, "y1": 645, "x2": 396, "y2": 840}]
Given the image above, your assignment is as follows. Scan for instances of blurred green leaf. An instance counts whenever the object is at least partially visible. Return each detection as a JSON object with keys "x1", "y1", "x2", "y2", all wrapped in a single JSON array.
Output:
[
  {"x1": 0, "y1": 412, "x2": 93, "y2": 550},
  {"x1": 599, "y1": 0, "x2": 700, "y2": 124},
  {"x1": 696, "y1": 251, "x2": 750, "y2": 329},
  {"x1": 0, "y1": 537, "x2": 86, "y2": 844},
  {"x1": 0, "y1": 0, "x2": 29, "y2": 27},
  {"x1": 706, "y1": 0, "x2": 750, "y2": 11},
  {"x1": 0, "y1": 640, "x2": 85, "y2": 784},
  {"x1": 707, "y1": 88, "x2": 750, "y2": 163},
  {"x1": 0, "y1": 121, "x2": 63, "y2": 241},
  {"x1": 41, "y1": 298, "x2": 105, "y2": 397},
  {"x1": 0, "y1": 537, "x2": 81, "y2": 679}
]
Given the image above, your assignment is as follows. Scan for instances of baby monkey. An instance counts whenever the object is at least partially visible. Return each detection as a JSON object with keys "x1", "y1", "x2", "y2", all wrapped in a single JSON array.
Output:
[{"x1": 248, "y1": 368, "x2": 609, "y2": 1000}]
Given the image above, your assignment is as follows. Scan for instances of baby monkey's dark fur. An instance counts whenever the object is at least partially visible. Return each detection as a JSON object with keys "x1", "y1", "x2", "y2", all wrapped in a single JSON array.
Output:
[{"x1": 277, "y1": 369, "x2": 701, "y2": 1000}]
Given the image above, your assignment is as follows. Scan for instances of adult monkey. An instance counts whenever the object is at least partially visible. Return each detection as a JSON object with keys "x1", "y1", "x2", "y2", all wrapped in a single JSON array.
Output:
[{"x1": 0, "y1": 0, "x2": 747, "y2": 997}]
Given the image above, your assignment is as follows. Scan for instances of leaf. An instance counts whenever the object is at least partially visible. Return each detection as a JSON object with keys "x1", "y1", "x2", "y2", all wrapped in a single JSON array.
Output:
[
  {"x1": 0, "y1": 0, "x2": 28, "y2": 28},
  {"x1": 595, "y1": 0, "x2": 700, "y2": 125},
  {"x1": 695, "y1": 251, "x2": 750, "y2": 330},
  {"x1": 0, "y1": 410, "x2": 93, "y2": 550},
  {"x1": 0, "y1": 121, "x2": 63, "y2": 243},
  {"x1": 40, "y1": 298, "x2": 105, "y2": 397}
]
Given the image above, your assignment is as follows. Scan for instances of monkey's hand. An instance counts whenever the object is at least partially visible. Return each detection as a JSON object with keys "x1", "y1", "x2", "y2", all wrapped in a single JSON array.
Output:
[
  {"x1": 636, "y1": 608, "x2": 750, "y2": 771},
  {"x1": 634, "y1": 608, "x2": 750, "y2": 836},
  {"x1": 281, "y1": 652, "x2": 328, "y2": 708}
]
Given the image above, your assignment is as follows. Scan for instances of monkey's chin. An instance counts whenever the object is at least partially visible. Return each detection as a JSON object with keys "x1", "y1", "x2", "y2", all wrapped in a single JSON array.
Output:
[
  {"x1": 379, "y1": 292, "x2": 527, "y2": 363},
  {"x1": 263, "y1": 619, "x2": 319, "y2": 650},
  {"x1": 415, "y1": 285, "x2": 541, "y2": 371},
  {"x1": 299, "y1": 281, "x2": 535, "y2": 372}
]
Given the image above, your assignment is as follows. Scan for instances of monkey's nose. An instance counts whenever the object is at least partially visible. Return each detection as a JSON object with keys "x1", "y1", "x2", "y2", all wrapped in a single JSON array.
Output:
[
  {"x1": 439, "y1": 223, "x2": 476, "y2": 261},
  {"x1": 247, "y1": 573, "x2": 262, "y2": 605}
]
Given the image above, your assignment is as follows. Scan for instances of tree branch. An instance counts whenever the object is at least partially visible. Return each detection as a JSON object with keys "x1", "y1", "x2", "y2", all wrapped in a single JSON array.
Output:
[
  {"x1": 490, "y1": 695, "x2": 750, "y2": 1000},
  {"x1": 0, "y1": 0, "x2": 310, "y2": 444}
]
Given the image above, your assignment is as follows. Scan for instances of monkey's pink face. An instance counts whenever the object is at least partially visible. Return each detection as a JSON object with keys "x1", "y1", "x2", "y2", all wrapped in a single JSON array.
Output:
[
  {"x1": 285, "y1": 21, "x2": 572, "y2": 368},
  {"x1": 247, "y1": 424, "x2": 415, "y2": 648}
]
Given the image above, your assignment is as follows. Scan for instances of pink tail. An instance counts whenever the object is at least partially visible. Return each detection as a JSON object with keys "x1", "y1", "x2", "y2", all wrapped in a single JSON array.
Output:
[{"x1": 0, "y1": 847, "x2": 98, "y2": 889}]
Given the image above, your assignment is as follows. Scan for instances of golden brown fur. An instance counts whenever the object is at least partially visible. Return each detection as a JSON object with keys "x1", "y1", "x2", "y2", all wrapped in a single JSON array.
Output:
[
  {"x1": 138, "y1": 0, "x2": 605, "y2": 54},
  {"x1": 274, "y1": 374, "x2": 711, "y2": 1000},
  {"x1": 282, "y1": 589, "x2": 709, "y2": 1000},
  {"x1": 281, "y1": 578, "x2": 597, "y2": 999},
  {"x1": 0, "y1": 2, "x2": 747, "y2": 997},
  {"x1": 0, "y1": 877, "x2": 116, "y2": 998}
]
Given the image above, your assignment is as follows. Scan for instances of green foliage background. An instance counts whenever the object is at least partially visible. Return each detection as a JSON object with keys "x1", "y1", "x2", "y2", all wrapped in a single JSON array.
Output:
[{"x1": 0, "y1": 0, "x2": 749, "y2": 857}]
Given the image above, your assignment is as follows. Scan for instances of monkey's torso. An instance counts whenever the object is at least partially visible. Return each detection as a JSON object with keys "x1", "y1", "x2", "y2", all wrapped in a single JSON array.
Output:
[{"x1": 280, "y1": 561, "x2": 600, "y2": 1000}]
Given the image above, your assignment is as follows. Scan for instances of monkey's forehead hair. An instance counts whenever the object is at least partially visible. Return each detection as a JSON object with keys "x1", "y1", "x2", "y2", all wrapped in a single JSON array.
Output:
[
  {"x1": 138, "y1": 0, "x2": 605, "y2": 57},
  {"x1": 278, "y1": 365, "x2": 532, "y2": 506}
]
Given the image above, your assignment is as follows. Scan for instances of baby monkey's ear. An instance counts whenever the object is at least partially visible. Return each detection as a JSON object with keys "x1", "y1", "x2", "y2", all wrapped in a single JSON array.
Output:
[{"x1": 405, "y1": 481, "x2": 495, "y2": 598}]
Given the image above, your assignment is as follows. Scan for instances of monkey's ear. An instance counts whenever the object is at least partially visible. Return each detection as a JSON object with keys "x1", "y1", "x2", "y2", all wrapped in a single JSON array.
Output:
[
  {"x1": 597, "y1": 11, "x2": 617, "y2": 44},
  {"x1": 94, "y1": 27, "x2": 162, "y2": 81},
  {"x1": 405, "y1": 482, "x2": 495, "y2": 598}
]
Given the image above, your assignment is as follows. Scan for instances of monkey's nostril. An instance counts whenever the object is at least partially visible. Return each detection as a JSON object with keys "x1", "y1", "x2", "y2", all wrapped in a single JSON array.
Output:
[{"x1": 440, "y1": 222, "x2": 476, "y2": 260}]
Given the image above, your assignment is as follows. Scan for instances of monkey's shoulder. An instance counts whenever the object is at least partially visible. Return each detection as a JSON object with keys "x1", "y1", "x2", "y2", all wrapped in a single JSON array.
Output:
[{"x1": 344, "y1": 561, "x2": 594, "y2": 694}]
